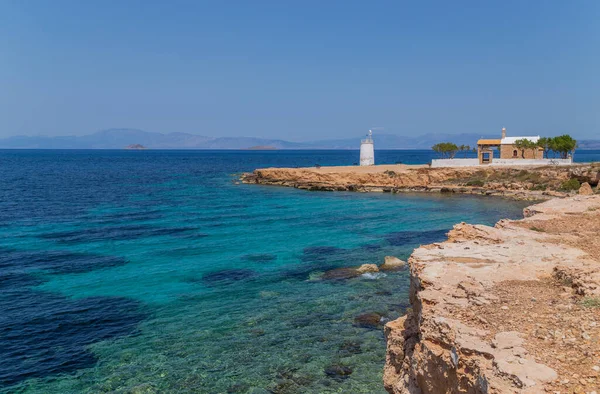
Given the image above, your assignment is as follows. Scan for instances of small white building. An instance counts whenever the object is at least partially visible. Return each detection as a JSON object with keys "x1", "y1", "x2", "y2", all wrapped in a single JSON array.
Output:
[
  {"x1": 431, "y1": 127, "x2": 573, "y2": 168},
  {"x1": 360, "y1": 130, "x2": 375, "y2": 166}
]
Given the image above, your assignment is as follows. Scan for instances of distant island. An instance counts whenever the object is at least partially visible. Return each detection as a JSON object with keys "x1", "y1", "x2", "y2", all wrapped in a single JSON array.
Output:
[
  {"x1": 124, "y1": 144, "x2": 146, "y2": 150},
  {"x1": 0, "y1": 128, "x2": 597, "y2": 150},
  {"x1": 246, "y1": 145, "x2": 277, "y2": 150}
]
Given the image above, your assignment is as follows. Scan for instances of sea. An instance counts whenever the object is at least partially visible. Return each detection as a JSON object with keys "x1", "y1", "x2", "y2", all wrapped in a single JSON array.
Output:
[{"x1": 1, "y1": 149, "x2": 598, "y2": 394}]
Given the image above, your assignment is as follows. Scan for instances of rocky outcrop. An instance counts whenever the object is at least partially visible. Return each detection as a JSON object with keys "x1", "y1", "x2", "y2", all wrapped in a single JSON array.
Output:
[
  {"x1": 357, "y1": 263, "x2": 379, "y2": 273},
  {"x1": 579, "y1": 182, "x2": 594, "y2": 195},
  {"x1": 241, "y1": 163, "x2": 600, "y2": 200},
  {"x1": 384, "y1": 195, "x2": 600, "y2": 393},
  {"x1": 321, "y1": 260, "x2": 397, "y2": 279},
  {"x1": 381, "y1": 256, "x2": 407, "y2": 271}
]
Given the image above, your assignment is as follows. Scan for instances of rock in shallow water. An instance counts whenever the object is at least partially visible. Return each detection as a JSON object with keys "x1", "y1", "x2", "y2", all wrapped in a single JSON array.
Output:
[
  {"x1": 338, "y1": 340, "x2": 362, "y2": 355},
  {"x1": 353, "y1": 312, "x2": 384, "y2": 329},
  {"x1": 302, "y1": 246, "x2": 343, "y2": 256},
  {"x1": 321, "y1": 267, "x2": 361, "y2": 280},
  {"x1": 380, "y1": 256, "x2": 407, "y2": 271},
  {"x1": 241, "y1": 253, "x2": 277, "y2": 263},
  {"x1": 226, "y1": 382, "x2": 250, "y2": 393},
  {"x1": 357, "y1": 263, "x2": 379, "y2": 273},
  {"x1": 324, "y1": 364, "x2": 353, "y2": 379}
]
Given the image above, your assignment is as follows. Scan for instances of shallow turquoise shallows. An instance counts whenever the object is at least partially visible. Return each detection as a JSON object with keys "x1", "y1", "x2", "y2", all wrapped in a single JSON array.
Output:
[{"x1": 0, "y1": 150, "x2": 534, "y2": 393}]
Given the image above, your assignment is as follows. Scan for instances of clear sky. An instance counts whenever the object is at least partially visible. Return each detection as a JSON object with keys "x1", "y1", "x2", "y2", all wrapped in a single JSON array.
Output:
[{"x1": 1, "y1": 0, "x2": 599, "y2": 140}]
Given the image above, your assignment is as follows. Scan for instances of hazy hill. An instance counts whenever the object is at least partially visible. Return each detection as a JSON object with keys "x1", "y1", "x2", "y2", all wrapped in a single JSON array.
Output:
[
  {"x1": 0, "y1": 128, "x2": 596, "y2": 150},
  {"x1": 578, "y1": 140, "x2": 600, "y2": 150}
]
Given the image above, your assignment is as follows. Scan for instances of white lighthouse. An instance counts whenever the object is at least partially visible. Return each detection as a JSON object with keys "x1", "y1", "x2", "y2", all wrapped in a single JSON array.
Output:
[{"x1": 359, "y1": 130, "x2": 375, "y2": 166}]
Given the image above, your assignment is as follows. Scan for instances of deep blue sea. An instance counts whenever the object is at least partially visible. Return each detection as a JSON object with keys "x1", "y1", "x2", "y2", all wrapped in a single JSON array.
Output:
[{"x1": 1, "y1": 149, "x2": 598, "y2": 394}]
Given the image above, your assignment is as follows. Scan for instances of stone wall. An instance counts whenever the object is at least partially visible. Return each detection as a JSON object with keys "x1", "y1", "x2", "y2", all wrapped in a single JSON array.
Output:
[
  {"x1": 431, "y1": 158, "x2": 573, "y2": 168},
  {"x1": 500, "y1": 144, "x2": 544, "y2": 159},
  {"x1": 491, "y1": 158, "x2": 573, "y2": 166}
]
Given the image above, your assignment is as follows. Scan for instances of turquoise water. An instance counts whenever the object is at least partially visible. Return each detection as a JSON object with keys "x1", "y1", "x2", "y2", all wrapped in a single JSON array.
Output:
[{"x1": 0, "y1": 150, "x2": 534, "y2": 393}]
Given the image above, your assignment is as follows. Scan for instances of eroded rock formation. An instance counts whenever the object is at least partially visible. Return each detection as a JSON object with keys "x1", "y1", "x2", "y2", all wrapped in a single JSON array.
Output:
[
  {"x1": 241, "y1": 163, "x2": 600, "y2": 200},
  {"x1": 384, "y1": 195, "x2": 600, "y2": 393}
]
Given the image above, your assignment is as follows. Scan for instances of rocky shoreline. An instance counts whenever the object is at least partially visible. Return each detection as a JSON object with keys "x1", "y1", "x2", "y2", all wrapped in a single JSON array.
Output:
[
  {"x1": 241, "y1": 163, "x2": 600, "y2": 200},
  {"x1": 242, "y1": 163, "x2": 600, "y2": 392},
  {"x1": 384, "y1": 195, "x2": 600, "y2": 393}
]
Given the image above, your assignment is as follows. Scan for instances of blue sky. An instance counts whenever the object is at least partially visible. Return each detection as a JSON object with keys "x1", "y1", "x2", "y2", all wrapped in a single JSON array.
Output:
[{"x1": 1, "y1": 0, "x2": 598, "y2": 140}]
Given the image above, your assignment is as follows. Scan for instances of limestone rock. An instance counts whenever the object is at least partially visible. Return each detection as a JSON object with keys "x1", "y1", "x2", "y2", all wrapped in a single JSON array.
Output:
[
  {"x1": 321, "y1": 267, "x2": 360, "y2": 280},
  {"x1": 579, "y1": 182, "x2": 594, "y2": 195},
  {"x1": 241, "y1": 163, "x2": 599, "y2": 199},
  {"x1": 494, "y1": 357, "x2": 557, "y2": 388},
  {"x1": 492, "y1": 331, "x2": 524, "y2": 349},
  {"x1": 357, "y1": 263, "x2": 379, "y2": 273},
  {"x1": 383, "y1": 194, "x2": 600, "y2": 394},
  {"x1": 380, "y1": 256, "x2": 406, "y2": 271}
]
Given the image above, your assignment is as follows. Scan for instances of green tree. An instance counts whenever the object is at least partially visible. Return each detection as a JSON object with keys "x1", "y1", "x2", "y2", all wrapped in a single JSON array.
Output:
[
  {"x1": 513, "y1": 138, "x2": 538, "y2": 159},
  {"x1": 550, "y1": 135, "x2": 577, "y2": 159},
  {"x1": 537, "y1": 137, "x2": 551, "y2": 159},
  {"x1": 432, "y1": 142, "x2": 459, "y2": 159}
]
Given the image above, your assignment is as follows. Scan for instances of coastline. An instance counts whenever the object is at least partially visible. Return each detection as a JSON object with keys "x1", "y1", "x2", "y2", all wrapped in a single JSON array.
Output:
[
  {"x1": 241, "y1": 163, "x2": 600, "y2": 201},
  {"x1": 384, "y1": 194, "x2": 600, "y2": 393},
  {"x1": 241, "y1": 163, "x2": 600, "y2": 392}
]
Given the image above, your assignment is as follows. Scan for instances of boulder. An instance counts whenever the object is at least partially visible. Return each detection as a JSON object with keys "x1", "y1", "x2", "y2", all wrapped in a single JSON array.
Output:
[
  {"x1": 354, "y1": 312, "x2": 384, "y2": 328},
  {"x1": 321, "y1": 267, "x2": 360, "y2": 280},
  {"x1": 579, "y1": 182, "x2": 594, "y2": 195},
  {"x1": 357, "y1": 263, "x2": 379, "y2": 273},
  {"x1": 380, "y1": 256, "x2": 407, "y2": 271},
  {"x1": 324, "y1": 364, "x2": 353, "y2": 378}
]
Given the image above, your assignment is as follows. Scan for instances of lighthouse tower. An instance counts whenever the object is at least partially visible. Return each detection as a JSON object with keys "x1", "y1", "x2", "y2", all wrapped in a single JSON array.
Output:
[{"x1": 359, "y1": 130, "x2": 375, "y2": 166}]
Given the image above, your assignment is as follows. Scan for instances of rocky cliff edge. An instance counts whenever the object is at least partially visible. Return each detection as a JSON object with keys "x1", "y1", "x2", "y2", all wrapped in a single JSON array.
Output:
[
  {"x1": 384, "y1": 195, "x2": 600, "y2": 393},
  {"x1": 242, "y1": 164, "x2": 600, "y2": 200}
]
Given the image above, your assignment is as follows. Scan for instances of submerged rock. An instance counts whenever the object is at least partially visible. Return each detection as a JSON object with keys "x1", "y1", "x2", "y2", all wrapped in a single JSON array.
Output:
[
  {"x1": 201, "y1": 269, "x2": 256, "y2": 286},
  {"x1": 321, "y1": 267, "x2": 361, "y2": 280},
  {"x1": 360, "y1": 243, "x2": 382, "y2": 251},
  {"x1": 303, "y1": 246, "x2": 343, "y2": 256},
  {"x1": 241, "y1": 253, "x2": 277, "y2": 263},
  {"x1": 324, "y1": 364, "x2": 353, "y2": 379},
  {"x1": 354, "y1": 312, "x2": 384, "y2": 329},
  {"x1": 226, "y1": 383, "x2": 249, "y2": 393},
  {"x1": 380, "y1": 256, "x2": 407, "y2": 271},
  {"x1": 338, "y1": 340, "x2": 362, "y2": 355},
  {"x1": 129, "y1": 383, "x2": 158, "y2": 394}
]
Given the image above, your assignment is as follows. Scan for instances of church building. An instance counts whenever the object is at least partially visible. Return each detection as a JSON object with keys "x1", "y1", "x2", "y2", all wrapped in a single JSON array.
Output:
[{"x1": 477, "y1": 128, "x2": 544, "y2": 164}]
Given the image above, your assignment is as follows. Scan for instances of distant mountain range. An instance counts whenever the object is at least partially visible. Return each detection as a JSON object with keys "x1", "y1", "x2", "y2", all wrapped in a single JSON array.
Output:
[
  {"x1": 0, "y1": 128, "x2": 598, "y2": 150},
  {"x1": 577, "y1": 140, "x2": 600, "y2": 150}
]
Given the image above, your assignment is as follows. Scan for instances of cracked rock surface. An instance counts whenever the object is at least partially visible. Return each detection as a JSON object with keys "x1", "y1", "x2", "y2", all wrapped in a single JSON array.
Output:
[{"x1": 383, "y1": 195, "x2": 600, "y2": 393}]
